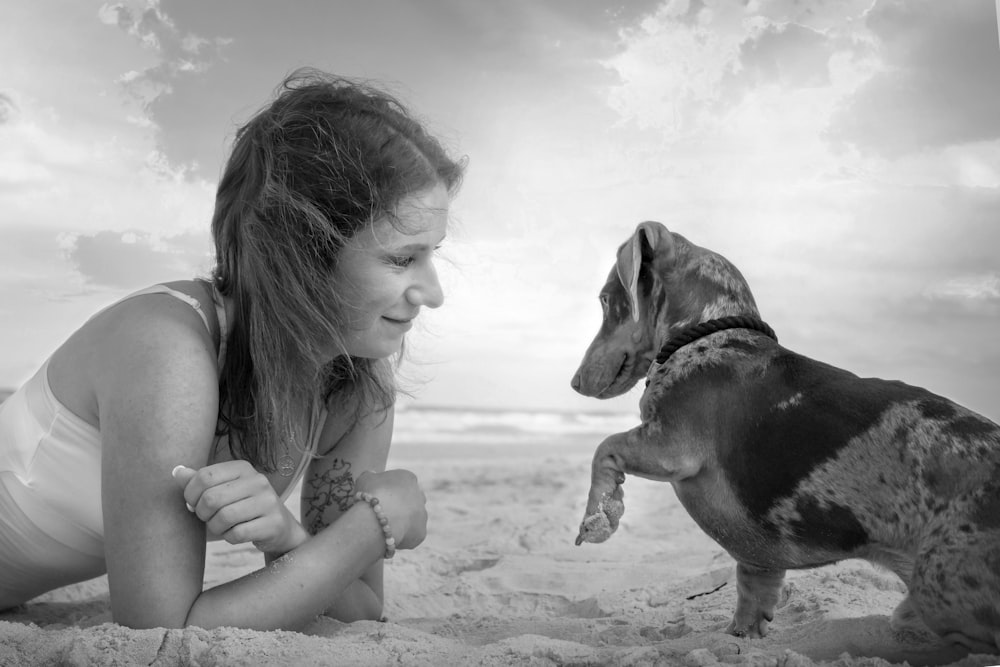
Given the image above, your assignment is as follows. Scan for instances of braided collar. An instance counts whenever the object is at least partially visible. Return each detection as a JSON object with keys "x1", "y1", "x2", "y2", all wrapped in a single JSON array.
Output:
[{"x1": 654, "y1": 316, "x2": 777, "y2": 365}]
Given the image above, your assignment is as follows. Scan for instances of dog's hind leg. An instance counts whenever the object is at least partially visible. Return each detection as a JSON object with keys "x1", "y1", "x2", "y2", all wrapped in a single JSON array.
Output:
[
  {"x1": 891, "y1": 594, "x2": 931, "y2": 633},
  {"x1": 907, "y1": 529, "x2": 1000, "y2": 654},
  {"x1": 727, "y1": 562, "x2": 786, "y2": 638}
]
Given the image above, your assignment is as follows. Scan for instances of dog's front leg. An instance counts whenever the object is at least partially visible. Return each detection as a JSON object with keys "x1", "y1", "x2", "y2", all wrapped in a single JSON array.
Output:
[
  {"x1": 727, "y1": 562, "x2": 786, "y2": 638},
  {"x1": 576, "y1": 423, "x2": 703, "y2": 545},
  {"x1": 576, "y1": 431, "x2": 629, "y2": 545}
]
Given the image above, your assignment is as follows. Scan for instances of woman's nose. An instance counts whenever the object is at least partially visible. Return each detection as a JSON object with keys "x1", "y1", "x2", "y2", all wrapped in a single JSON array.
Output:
[{"x1": 406, "y1": 262, "x2": 444, "y2": 309}]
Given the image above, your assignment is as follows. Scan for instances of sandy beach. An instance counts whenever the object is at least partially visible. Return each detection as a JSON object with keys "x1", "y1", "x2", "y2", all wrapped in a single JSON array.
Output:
[{"x1": 1, "y1": 407, "x2": 998, "y2": 667}]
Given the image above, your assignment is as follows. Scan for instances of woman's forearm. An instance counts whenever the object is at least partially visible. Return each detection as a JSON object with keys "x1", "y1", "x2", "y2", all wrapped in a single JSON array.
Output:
[
  {"x1": 262, "y1": 508, "x2": 312, "y2": 565},
  {"x1": 262, "y1": 518, "x2": 384, "y2": 622},
  {"x1": 184, "y1": 503, "x2": 385, "y2": 630}
]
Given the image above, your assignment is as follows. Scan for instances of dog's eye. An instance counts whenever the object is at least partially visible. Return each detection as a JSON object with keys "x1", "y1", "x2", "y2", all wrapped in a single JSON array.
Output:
[{"x1": 599, "y1": 293, "x2": 609, "y2": 315}]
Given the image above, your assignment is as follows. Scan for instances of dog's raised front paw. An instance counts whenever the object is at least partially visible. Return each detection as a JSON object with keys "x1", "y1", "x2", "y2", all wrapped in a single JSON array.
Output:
[{"x1": 575, "y1": 488, "x2": 625, "y2": 545}]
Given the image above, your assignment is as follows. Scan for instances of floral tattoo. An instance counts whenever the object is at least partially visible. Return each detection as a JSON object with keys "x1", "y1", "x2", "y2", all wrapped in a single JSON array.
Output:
[{"x1": 304, "y1": 458, "x2": 356, "y2": 535}]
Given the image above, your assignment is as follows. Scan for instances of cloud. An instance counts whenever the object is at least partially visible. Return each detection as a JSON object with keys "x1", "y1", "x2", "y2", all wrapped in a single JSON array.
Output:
[
  {"x1": 604, "y1": 0, "x2": 1000, "y2": 168},
  {"x1": 872, "y1": 138, "x2": 1000, "y2": 189},
  {"x1": 596, "y1": 0, "x2": 1000, "y2": 263},
  {"x1": 62, "y1": 229, "x2": 212, "y2": 288},
  {"x1": 750, "y1": 0, "x2": 876, "y2": 31},
  {"x1": 728, "y1": 23, "x2": 833, "y2": 90},
  {"x1": 602, "y1": 0, "x2": 880, "y2": 149},
  {"x1": 828, "y1": 0, "x2": 1000, "y2": 157},
  {"x1": 0, "y1": 88, "x2": 216, "y2": 234},
  {"x1": 98, "y1": 0, "x2": 231, "y2": 138},
  {"x1": 0, "y1": 92, "x2": 15, "y2": 124},
  {"x1": 924, "y1": 272, "x2": 1000, "y2": 302},
  {"x1": 603, "y1": 1, "x2": 748, "y2": 138},
  {"x1": 849, "y1": 186, "x2": 1000, "y2": 275},
  {"x1": 0, "y1": 93, "x2": 93, "y2": 192}
]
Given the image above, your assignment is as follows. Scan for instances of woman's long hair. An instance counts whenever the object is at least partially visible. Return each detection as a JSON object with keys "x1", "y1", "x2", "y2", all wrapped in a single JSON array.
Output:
[{"x1": 210, "y1": 68, "x2": 465, "y2": 471}]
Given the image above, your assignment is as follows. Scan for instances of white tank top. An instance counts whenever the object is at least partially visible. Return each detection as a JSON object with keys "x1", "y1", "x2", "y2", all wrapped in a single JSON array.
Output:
[{"x1": 0, "y1": 282, "x2": 320, "y2": 554}]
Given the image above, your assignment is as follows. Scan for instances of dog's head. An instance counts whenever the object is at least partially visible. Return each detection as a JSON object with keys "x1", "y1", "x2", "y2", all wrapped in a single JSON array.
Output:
[{"x1": 571, "y1": 221, "x2": 758, "y2": 398}]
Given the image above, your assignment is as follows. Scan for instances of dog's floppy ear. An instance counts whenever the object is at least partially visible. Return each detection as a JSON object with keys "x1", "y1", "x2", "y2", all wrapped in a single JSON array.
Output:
[{"x1": 615, "y1": 221, "x2": 671, "y2": 322}]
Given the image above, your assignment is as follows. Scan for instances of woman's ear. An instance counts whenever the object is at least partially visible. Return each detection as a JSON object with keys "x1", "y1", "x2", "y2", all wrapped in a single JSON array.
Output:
[{"x1": 614, "y1": 221, "x2": 672, "y2": 322}]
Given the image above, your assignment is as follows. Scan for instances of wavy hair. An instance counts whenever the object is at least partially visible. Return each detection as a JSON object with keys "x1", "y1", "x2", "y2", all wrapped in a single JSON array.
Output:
[{"x1": 210, "y1": 68, "x2": 465, "y2": 471}]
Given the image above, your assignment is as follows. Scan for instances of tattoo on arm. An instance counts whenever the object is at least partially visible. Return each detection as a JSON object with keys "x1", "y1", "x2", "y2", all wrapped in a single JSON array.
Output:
[{"x1": 304, "y1": 458, "x2": 356, "y2": 535}]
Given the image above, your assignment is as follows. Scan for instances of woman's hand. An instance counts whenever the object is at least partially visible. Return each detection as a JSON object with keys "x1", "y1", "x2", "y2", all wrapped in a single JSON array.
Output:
[
  {"x1": 171, "y1": 461, "x2": 308, "y2": 556},
  {"x1": 353, "y1": 469, "x2": 428, "y2": 550}
]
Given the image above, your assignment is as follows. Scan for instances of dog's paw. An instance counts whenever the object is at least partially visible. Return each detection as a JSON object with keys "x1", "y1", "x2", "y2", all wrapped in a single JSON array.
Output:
[
  {"x1": 726, "y1": 614, "x2": 770, "y2": 639},
  {"x1": 575, "y1": 490, "x2": 625, "y2": 545},
  {"x1": 601, "y1": 488, "x2": 625, "y2": 524},
  {"x1": 576, "y1": 511, "x2": 614, "y2": 544}
]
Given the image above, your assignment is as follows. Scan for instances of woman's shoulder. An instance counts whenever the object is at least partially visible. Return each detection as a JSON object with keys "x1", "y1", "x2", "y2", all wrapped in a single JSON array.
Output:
[
  {"x1": 47, "y1": 280, "x2": 220, "y2": 426},
  {"x1": 83, "y1": 280, "x2": 216, "y2": 354}
]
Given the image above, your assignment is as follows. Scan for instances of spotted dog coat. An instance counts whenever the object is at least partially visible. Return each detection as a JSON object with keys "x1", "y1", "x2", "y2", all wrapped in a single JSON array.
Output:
[{"x1": 571, "y1": 221, "x2": 1000, "y2": 653}]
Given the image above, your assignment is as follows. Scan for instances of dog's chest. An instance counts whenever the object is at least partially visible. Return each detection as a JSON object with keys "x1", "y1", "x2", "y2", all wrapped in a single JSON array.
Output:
[{"x1": 671, "y1": 474, "x2": 806, "y2": 568}]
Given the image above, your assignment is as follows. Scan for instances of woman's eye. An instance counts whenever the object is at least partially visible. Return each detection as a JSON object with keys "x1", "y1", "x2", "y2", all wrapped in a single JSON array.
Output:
[{"x1": 389, "y1": 255, "x2": 415, "y2": 268}]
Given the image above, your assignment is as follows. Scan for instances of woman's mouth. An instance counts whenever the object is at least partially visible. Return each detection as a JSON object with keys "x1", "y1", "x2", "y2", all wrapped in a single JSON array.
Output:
[{"x1": 382, "y1": 316, "x2": 414, "y2": 331}]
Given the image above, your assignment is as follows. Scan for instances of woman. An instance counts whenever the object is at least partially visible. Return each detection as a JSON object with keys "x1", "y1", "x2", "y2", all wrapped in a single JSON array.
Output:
[{"x1": 0, "y1": 68, "x2": 465, "y2": 630}]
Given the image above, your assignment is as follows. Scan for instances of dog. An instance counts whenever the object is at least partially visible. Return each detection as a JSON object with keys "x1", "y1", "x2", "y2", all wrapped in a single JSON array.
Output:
[{"x1": 571, "y1": 221, "x2": 1000, "y2": 653}]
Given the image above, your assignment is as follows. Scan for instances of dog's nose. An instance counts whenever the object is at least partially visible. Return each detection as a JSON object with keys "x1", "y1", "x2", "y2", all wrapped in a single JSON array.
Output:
[{"x1": 571, "y1": 373, "x2": 582, "y2": 391}]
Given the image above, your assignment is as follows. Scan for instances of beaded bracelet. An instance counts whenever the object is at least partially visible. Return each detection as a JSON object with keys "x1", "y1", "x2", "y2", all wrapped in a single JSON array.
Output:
[{"x1": 354, "y1": 491, "x2": 396, "y2": 559}]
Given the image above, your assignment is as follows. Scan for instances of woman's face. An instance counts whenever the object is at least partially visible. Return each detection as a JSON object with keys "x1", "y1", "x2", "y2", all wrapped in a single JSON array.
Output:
[{"x1": 336, "y1": 184, "x2": 449, "y2": 359}]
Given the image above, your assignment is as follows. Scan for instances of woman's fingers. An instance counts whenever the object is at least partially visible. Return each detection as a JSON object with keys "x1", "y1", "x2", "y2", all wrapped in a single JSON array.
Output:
[
  {"x1": 174, "y1": 461, "x2": 267, "y2": 521},
  {"x1": 206, "y1": 495, "x2": 274, "y2": 539},
  {"x1": 170, "y1": 465, "x2": 198, "y2": 511},
  {"x1": 170, "y1": 464, "x2": 197, "y2": 486},
  {"x1": 195, "y1": 477, "x2": 274, "y2": 521},
  {"x1": 215, "y1": 503, "x2": 299, "y2": 553},
  {"x1": 171, "y1": 460, "x2": 300, "y2": 553}
]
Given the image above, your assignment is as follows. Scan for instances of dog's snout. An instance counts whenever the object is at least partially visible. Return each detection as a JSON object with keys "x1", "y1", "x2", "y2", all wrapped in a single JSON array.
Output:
[{"x1": 571, "y1": 372, "x2": 582, "y2": 392}]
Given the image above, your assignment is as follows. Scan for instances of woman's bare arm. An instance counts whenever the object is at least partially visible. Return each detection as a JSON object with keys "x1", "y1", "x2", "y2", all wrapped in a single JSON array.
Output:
[
  {"x1": 95, "y1": 299, "x2": 393, "y2": 630},
  {"x1": 298, "y1": 405, "x2": 396, "y2": 621},
  {"x1": 97, "y1": 297, "x2": 220, "y2": 628}
]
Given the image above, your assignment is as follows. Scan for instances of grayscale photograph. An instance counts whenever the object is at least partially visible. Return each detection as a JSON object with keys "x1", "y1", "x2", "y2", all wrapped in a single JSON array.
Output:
[{"x1": 1, "y1": 1, "x2": 999, "y2": 665}]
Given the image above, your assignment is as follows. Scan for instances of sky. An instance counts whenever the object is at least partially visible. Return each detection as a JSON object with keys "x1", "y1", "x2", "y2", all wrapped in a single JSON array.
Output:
[{"x1": 2, "y1": 0, "x2": 999, "y2": 419}]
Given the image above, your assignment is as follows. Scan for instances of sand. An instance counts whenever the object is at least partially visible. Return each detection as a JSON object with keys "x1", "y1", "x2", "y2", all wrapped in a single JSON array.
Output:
[{"x1": 1, "y1": 437, "x2": 998, "y2": 667}]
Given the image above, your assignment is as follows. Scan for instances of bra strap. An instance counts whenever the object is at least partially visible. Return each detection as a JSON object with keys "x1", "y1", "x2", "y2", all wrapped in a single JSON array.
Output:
[{"x1": 205, "y1": 281, "x2": 228, "y2": 370}]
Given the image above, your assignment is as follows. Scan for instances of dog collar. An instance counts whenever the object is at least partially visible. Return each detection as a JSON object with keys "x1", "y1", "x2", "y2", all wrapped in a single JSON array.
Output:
[{"x1": 654, "y1": 316, "x2": 777, "y2": 365}]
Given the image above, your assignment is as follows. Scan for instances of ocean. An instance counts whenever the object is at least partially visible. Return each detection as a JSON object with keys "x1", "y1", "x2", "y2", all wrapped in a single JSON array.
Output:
[{"x1": 392, "y1": 405, "x2": 639, "y2": 451}]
